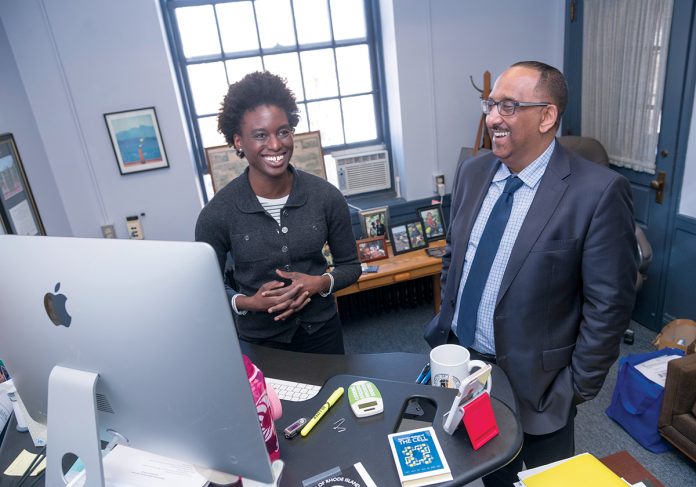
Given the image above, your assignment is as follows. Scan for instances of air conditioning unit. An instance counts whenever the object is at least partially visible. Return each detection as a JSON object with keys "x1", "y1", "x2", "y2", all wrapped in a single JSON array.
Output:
[{"x1": 331, "y1": 145, "x2": 391, "y2": 196}]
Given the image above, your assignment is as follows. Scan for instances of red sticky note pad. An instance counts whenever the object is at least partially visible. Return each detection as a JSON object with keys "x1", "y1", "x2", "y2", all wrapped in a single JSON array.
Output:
[{"x1": 462, "y1": 392, "x2": 499, "y2": 450}]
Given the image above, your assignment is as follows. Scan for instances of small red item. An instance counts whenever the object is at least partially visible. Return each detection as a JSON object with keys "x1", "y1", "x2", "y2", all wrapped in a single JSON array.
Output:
[{"x1": 461, "y1": 391, "x2": 499, "y2": 450}]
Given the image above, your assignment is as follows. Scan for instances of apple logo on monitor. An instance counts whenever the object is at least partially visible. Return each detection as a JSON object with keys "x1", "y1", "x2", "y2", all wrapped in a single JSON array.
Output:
[{"x1": 44, "y1": 282, "x2": 72, "y2": 327}]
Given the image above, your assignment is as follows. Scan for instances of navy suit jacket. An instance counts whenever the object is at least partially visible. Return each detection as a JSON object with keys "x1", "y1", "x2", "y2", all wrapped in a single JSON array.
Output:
[{"x1": 424, "y1": 141, "x2": 637, "y2": 435}]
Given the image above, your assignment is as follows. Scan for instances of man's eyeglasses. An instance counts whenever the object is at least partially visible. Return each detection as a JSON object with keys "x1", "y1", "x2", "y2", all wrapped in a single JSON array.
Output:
[
  {"x1": 481, "y1": 99, "x2": 551, "y2": 116},
  {"x1": 250, "y1": 127, "x2": 295, "y2": 144}
]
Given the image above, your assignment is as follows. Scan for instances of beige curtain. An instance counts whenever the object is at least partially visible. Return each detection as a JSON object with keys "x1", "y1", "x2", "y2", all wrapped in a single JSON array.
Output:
[{"x1": 582, "y1": 0, "x2": 673, "y2": 174}]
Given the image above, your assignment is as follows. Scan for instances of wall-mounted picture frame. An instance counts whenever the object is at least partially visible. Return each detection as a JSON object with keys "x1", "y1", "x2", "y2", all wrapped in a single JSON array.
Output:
[
  {"x1": 0, "y1": 133, "x2": 45, "y2": 236},
  {"x1": 205, "y1": 131, "x2": 327, "y2": 193},
  {"x1": 356, "y1": 236, "x2": 389, "y2": 263},
  {"x1": 205, "y1": 145, "x2": 245, "y2": 193},
  {"x1": 104, "y1": 107, "x2": 169, "y2": 175},
  {"x1": 359, "y1": 206, "x2": 388, "y2": 239},
  {"x1": 417, "y1": 204, "x2": 446, "y2": 242}
]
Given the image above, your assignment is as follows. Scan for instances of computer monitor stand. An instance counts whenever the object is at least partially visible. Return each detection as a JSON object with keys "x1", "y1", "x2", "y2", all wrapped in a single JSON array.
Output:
[
  {"x1": 47, "y1": 366, "x2": 105, "y2": 487},
  {"x1": 45, "y1": 365, "x2": 285, "y2": 487}
]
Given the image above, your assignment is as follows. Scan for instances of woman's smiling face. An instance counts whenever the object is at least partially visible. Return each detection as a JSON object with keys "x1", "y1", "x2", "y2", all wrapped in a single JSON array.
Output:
[{"x1": 233, "y1": 104, "x2": 294, "y2": 181}]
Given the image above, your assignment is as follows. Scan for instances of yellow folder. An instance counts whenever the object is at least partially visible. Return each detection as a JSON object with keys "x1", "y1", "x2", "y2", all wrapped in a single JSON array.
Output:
[{"x1": 522, "y1": 453, "x2": 627, "y2": 487}]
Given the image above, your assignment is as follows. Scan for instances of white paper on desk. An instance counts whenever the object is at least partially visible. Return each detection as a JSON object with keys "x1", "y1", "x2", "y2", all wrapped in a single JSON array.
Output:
[
  {"x1": 97, "y1": 445, "x2": 207, "y2": 487},
  {"x1": 634, "y1": 354, "x2": 682, "y2": 387},
  {"x1": 0, "y1": 389, "x2": 11, "y2": 432}
]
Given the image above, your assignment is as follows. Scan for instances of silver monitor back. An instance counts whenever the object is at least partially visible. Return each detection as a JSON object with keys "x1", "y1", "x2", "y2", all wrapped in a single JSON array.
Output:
[{"x1": 0, "y1": 235, "x2": 273, "y2": 482}]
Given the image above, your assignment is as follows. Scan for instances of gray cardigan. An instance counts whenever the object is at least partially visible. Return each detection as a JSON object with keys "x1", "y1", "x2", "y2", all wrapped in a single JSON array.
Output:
[{"x1": 195, "y1": 166, "x2": 361, "y2": 342}]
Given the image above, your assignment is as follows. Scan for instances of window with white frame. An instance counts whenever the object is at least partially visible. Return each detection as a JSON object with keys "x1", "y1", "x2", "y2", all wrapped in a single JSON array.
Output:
[{"x1": 162, "y1": 0, "x2": 387, "y2": 200}]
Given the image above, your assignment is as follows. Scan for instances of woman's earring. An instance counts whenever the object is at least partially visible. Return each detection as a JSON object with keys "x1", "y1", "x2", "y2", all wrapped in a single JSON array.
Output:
[{"x1": 236, "y1": 146, "x2": 244, "y2": 158}]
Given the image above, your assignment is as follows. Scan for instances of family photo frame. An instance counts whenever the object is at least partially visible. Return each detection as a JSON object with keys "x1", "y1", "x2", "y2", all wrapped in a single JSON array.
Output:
[
  {"x1": 388, "y1": 220, "x2": 428, "y2": 255},
  {"x1": 359, "y1": 206, "x2": 389, "y2": 239},
  {"x1": 205, "y1": 131, "x2": 327, "y2": 193},
  {"x1": 417, "y1": 204, "x2": 446, "y2": 242},
  {"x1": 389, "y1": 220, "x2": 428, "y2": 255},
  {"x1": 104, "y1": 107, "x2": 169, "y2": 175},
  {"x1": 356, "y1": 235, "x2": 389, "y2": 263}
]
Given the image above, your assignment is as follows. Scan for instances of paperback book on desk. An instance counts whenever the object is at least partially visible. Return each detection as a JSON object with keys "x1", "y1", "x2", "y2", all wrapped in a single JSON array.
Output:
[{"x1": 387, "y1": 426, "x2": 452, "y2": 487}]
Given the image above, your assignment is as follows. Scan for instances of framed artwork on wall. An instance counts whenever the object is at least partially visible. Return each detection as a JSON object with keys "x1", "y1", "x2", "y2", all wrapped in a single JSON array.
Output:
[
  {"x1": 0, "y1": 133, "x2": 45, "y2": 235},
  {"x1": 205, "y1": 131, "x2": 327, "y2": 193},
  {"x1": 356, "y1": 236, "x2": 389, "y2": 263},
  {"x1": 104, "y1": 107, "x2": 169, "y2": 175},
  {"x1": 417, "y1": 204, "x2": 446, "y2": 242},
  {"x1": 205, "y1": 145, "x2": 245, "y2": 193}
]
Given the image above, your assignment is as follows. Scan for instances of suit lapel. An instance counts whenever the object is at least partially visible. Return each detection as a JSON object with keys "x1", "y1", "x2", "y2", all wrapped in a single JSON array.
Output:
[
  {"x1": 496, "y1": 143, "x2": 571, "y2": 306},
  {"x1": 449, "y1": 155, "x2": 499, "y2": 288}
]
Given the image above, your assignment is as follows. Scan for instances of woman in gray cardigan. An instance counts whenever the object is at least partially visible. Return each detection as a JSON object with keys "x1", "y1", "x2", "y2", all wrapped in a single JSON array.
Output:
[{"x1": 195, "y1": 72, "x2": 361, "y2": 354}]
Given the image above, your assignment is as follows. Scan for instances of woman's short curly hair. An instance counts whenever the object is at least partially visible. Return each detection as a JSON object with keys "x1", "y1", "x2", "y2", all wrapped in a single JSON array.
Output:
[{"x1": 217, "y1": 71, "x2": 300, "y2": 147}]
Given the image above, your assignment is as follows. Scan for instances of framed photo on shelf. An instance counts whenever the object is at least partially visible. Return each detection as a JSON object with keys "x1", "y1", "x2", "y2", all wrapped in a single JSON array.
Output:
[
  {"x1": 204, "y1": 130, "x2": 327, "y2": 193},
  {"x1": 388, "y1": 220, "x2": 428, "y2": 255},
  {"x1": 417, "y1": 204, "x2": 446, "y2": 242},
  {"x1": 356, "y1": 236, "x2": 389, "y2": 263},
  {"x1": 104, "y1": 107, "x2": 169, "y2": 175},
  {"x1": 406, "y1": 220, "x2": 428, "y2": 250},
  {"x1": 388, "y1": 224, "x2": 411, "y2": 255},
  {"x1": 359, "y1": 206, "x2": 388, "y2": 239},
  {"x1": 0, "y1": 133, "x2": 45, "y2": 235}
]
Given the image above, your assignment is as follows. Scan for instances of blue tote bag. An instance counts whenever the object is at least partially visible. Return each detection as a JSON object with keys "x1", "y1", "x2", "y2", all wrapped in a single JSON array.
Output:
[{"x1": 605, "y1": 347, "x2": 684, "y2": 453}]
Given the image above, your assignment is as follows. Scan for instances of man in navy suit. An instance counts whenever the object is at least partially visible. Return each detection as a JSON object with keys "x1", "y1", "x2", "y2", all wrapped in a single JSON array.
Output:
[{"x1": 424, "y1": 61, "x2": 637, "y2": 485}]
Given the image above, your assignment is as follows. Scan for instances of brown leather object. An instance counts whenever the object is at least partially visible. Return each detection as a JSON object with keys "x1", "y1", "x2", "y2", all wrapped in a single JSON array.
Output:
[
  {"x1": 658, "y1": 352, "x2": 696, "y2": 463},
  {"x1": 599, "y1": 450, "x2": 665, "y2": 487}
]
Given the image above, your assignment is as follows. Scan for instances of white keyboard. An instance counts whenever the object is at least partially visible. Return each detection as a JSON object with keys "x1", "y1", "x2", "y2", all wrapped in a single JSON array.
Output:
[{"x1": 266, "y1": 377, "x2": 321, "y2": 402}]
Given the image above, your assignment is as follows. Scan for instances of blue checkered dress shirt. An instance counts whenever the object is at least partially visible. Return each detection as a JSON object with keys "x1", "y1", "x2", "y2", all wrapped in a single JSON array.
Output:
[{"x1": 451, "y1": 140, "x2": 554, "y2": 354}]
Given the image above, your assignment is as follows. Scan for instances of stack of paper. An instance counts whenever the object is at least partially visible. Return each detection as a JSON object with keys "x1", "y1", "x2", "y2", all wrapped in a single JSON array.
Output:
[{"x1": 517, "y1": 453, "x2": 629, "y2": 487}]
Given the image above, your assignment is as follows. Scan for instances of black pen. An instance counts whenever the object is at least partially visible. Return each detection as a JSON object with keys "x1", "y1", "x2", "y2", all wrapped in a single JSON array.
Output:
[{"x1": 415, "y1": 363, "x2": 430, "y2": 383}]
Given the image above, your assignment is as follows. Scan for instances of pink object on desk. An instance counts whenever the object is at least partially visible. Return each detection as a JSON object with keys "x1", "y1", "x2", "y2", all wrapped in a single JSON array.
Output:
[
  {"x1": 244, "y1": 355, "x2": 281, "y2": 461},
  {"x1": 462, "y1": 392, "x2": 499, "y2": 450}
]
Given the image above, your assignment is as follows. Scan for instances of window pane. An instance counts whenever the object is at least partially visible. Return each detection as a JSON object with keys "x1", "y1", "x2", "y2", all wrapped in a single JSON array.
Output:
[
  {"x1": 296, "y1": 103, "x2": 309, "y2": 134},
  {"x1": 306, "y1": 99, "x2": 344, "y2": 146},
  {"x1": 263, "y1": 52, "x2": 305, "y2": 101},
  {"x1": 301, "y1": 49, "x2": 338, "y2": 100},
  {"x1": 293, "y1": 0, "x2": 331, "y2": 45},
  {"x1": 343, "y1": 95, "x2": 376, "y2": 143},
  {"x1": 216, "y1": 2, "x2": 259, "y2": 54},
  {"x1": 187, "y1": 62, "x2": 229, "y2": 116},
  {"x1": 226, "y1": 57, "x2": 264, "y2": 85},
  {"x1": 330, "y1": 0, "x2": 366, "y2": 41},
  {"x1": 336, "y1": 45, "x2": 372, "y2": 95},
  {"x1": 198, "y1": 116, "x2": 226, "y2": 148},
  {"x1": 255, "y1": 0, "x2": 296, "y2": 50},
  {"x1": 176, "y1": 5, "x2": 220, "y2": 59}
]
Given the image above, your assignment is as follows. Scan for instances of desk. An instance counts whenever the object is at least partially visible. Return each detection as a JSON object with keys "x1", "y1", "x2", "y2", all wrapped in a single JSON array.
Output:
[
  {"x1": 335, "y1": 240, "x2": 445, "y2": 313},
  {"x1": 244, "y1": 345, "x2": 522, "y2": 486},
  {"x1": 0, "y1": 347, "x2": 522, "y2": 487}
]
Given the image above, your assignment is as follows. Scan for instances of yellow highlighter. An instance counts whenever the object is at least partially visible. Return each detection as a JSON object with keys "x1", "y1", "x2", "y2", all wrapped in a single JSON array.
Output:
[{"x1": 300, "y1": 386, "x2": 344, "y2": 437}]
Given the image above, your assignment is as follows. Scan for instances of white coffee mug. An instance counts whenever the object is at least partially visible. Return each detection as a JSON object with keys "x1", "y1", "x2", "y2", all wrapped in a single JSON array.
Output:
[{"x1": 430, "y1": 344, "x2": 488, "y2": 389}]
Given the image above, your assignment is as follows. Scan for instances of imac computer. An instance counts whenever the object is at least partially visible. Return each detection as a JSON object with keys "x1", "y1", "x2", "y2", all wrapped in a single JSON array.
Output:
[{"x1": 0, "y1": 235, "x2": 277, "y2": 486}]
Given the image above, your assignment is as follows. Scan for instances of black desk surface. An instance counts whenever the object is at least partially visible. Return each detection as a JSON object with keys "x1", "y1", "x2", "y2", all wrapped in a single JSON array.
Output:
[{"x1": 0, "y1": 347, "x2": 522, "y2": 486}]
